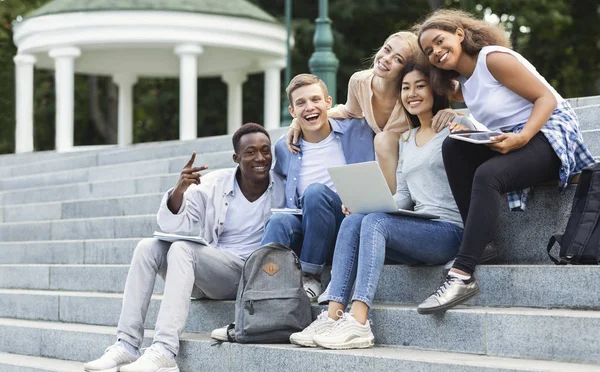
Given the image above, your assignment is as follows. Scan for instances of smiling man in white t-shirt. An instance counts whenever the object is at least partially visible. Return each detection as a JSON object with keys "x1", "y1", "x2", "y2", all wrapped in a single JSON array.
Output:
[
  {"x1": 261, "y1": 74, "x2": 375, "y2": 302},
  {"x1": 84, "y1": 123, "x2": 285, "y2": 372}
]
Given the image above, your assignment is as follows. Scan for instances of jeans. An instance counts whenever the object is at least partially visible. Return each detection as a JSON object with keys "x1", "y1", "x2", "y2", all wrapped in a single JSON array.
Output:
[
  {"x1": 327, "y1": 213, "x2": 463, "y2": 307},
  {"x1": 116, "y1": 238, "x2": 244, "y2": 355},
  {"x1": 261, "y1": 183, "x2": 345, "y2": 275},
  {"x1": 442, "y1": 133, "x2": 560, "y2": 274}
]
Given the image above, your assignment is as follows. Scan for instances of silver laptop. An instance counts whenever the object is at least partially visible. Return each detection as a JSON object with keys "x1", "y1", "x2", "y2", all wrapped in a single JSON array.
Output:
[{"x1": 327, "y1": 161, "x2": 439, "y2": 219}]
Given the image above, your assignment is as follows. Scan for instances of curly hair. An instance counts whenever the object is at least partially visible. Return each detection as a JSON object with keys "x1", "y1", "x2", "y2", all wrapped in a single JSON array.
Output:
[
  {"x1": 232, "y1": 123, "x2": 270, "y2": 154},
  {"x1": 414, "y1": 9, "x2": 511, "y2": 95}
]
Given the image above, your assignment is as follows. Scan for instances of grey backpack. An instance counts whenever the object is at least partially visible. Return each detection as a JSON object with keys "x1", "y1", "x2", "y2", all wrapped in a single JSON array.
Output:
[{"x1": 233, "y1": 242, "x2": 312, "y2": 343}]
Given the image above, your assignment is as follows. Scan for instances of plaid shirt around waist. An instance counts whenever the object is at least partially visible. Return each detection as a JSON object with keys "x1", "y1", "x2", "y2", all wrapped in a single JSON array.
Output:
[{"x1": 507, "y1": 101, "x2": 596, "y2": 211}]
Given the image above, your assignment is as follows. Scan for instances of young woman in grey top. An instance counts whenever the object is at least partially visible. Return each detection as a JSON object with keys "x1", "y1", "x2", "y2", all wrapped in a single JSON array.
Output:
[{"x1": 289, "y1": 63, "x2": 472, "y2": 350}]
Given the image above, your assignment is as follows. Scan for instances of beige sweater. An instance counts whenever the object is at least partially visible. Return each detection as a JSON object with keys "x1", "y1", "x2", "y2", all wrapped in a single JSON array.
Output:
[{"x1": 329, "y1": 69, "x2": 409, "y2": 134}]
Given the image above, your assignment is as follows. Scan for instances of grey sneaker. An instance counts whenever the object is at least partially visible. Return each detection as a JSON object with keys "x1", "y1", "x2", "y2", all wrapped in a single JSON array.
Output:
[{"x1": 417, "y1": 275, "x2": 479, "y2": 315}]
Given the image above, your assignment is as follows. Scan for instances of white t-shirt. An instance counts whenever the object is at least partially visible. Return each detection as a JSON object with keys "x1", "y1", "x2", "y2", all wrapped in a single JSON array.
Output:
[
  {"x1": 216, "y1": 179, "x2": 269, "y2": 259},
  {"x1": 458, "y1": 45, "x2": 564, "y2": 132},
  {"x1": 297, "y1": 131, "x2": 347, "y2": 197}
]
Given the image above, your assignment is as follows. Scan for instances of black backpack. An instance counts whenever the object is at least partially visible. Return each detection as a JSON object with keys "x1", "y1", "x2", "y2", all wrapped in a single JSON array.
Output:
[{"x1": 547, "y1": 163, "x2": 600, "y2": 264}]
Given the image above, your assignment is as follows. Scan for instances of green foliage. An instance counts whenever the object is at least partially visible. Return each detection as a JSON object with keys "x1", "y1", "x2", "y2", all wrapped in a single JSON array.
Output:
[{"x1": 0, "y1": 0, "x2": 598, "y2": 154}]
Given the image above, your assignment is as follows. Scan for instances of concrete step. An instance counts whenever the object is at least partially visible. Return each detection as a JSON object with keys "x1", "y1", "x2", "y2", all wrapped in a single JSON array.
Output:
[
  {"x1": 0, "y1": 173, "x2": 178, "y2": 206},
  {"x1": 577, "y1": 104, "x2": 600, "y2": 130},
  {"x1": 0, "y1": 127, "x2": 289, "y2": 181},
  {"x1": 0, "y1": 215, "x2": 157, "y2": 242},
  {"x1": 0, "y1": 239, "x2": 139, "y2": 265},
  {"x1": 1, "y1": 105, "x2": 598, "y2": 181},
  {"x1": 0, "y1": 318, "x2": 598, "y2": 369},
  {"x1": 1, "y1": 194, "x2": 163, "y2": 223},
  {"x1": 0, "y1": 290, "x2": 600, "y2": 359},
  {"x1": 0, "y1": 265, "x2": 164, "y2": 293},
  {"x1": 0, "y1": 352, "x2": 82, "y2": 372},
  {"x1": 0, "y1": 152, "x2": 235, "y2": 192},
  {"x1": 582, "y1": 128, "x2": 600, "y2": 155},
  {"x1": 1, "y1": 265, "x2": 598, "y2": 309},
  {"x1": 568, "y1": 95, "x2": 600, "y2": 108},
  {"x1": 0, "y1": 185, "x2": 573, "y2": 265}
]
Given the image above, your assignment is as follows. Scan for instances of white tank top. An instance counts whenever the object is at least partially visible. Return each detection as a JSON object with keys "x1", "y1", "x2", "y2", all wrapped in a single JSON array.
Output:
[{"x1": 458, "y1": 45, "x2": 564, "y2": 131}]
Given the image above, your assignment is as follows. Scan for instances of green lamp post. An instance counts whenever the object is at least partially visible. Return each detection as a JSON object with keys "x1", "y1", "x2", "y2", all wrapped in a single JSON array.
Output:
[
  {"x1": 280, "y1": 0, "x2": 293, "y2": 126},
  {"x1": 308, "y1": 0, "x2": 339, "y2": 104}
]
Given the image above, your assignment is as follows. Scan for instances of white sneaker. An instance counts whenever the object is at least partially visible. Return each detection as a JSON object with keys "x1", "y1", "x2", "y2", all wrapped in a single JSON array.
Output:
[
  {"x1": 289, "y1": 310, "x2": 336, "y2": 347},
  {"x1": 317, "y1": 282, "x2": 330, "y2": 305},
  {"x1": 120, "y1": 343, "x2": 179, "y2": 372},
  {"x1": 211, "y1": 324, "x2": 234, "y2": 342},
  {"x1": 302, "y1": 273, "x2": 322, "y2": 302},
  {"x1": 313, "y1": 310, "x2": 375, "y2": 350},
  {"x1": 84, "y1": 342, "x2": 139, "y2": 372}
]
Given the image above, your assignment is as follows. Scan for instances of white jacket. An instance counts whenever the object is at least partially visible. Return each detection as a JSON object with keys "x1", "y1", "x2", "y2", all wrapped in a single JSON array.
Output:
[{"x1": 157, "y1": 167, "x2": 285, "y2": 246}]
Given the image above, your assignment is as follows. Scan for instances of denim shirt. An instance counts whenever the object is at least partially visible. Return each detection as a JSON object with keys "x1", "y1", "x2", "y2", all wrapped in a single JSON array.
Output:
[
  {"x1": 273, "y1": 117, "x2": 375, "y2": 208},
  {"x1": 157, "y1": 167, "x2": 286, "y2": 245}
]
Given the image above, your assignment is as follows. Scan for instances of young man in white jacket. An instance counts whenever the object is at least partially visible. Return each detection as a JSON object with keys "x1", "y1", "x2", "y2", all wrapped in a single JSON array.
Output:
[{"x1": 84, "y1": 123, "x2": 285, "y2": 372}]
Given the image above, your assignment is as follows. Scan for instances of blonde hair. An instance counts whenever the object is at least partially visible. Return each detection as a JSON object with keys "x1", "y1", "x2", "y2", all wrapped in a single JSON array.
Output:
[
  {"x1": 286, "y1": 74, "x2": 329, "y2": 106},
  {"x1": 415, "y1": 9, "x2": 511, "y2": 95},
  {"x1": 371, "y1": 31, "x2": 427, "y2": 69}
]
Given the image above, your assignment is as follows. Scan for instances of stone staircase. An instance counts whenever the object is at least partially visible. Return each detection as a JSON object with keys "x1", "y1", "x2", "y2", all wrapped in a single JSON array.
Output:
[{"x1": 0, "y1": 97, "x2": 600, "y2": 371}]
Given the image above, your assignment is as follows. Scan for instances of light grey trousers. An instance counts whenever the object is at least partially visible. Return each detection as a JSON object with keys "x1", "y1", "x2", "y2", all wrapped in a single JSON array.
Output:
[{"x1": 116, "y1": 238, "x2": 244, "y2": 355}]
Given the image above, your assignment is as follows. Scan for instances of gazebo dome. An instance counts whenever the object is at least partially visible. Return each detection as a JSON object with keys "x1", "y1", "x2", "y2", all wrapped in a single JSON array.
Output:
[
  {"x1": 12, "y1": 0, "x2": 286, "y2": 153},
  {"x1": 26, "y1": 0, "x2": 277, "y2": 24}
]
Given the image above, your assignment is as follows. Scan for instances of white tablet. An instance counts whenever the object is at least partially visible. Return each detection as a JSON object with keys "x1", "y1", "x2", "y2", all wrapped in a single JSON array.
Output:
[{"x1": 449, "y1": 131, "x2": 503, "y2": 144}]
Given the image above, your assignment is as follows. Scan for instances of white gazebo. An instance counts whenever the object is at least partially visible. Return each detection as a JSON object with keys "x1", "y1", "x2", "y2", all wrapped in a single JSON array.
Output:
[{"x1": 12, "y1": 0, "x2": 287, "y2": 153}]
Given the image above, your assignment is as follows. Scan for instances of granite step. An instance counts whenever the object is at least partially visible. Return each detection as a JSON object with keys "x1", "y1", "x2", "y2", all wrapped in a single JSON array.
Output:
[
  {"x1": 0, "y1": 152, "x2": 234, "y2": 192},
  {"x1": 0, "y1": 173, "x2": 178, "y2": 206},
  {"x1": 0, "y1": 352, "x2": 82, "y2": 372},
  {"x1": 0, "y1": 215, "x2": 157, "y2": 242},
  {"x1": 0, "y1": 318, "x2": 599, "y2": 369},
  {"x1": 0, "y1": 105, "x2": 598, "y2": 184},
  {"x1": 1, "y1": 194, "x2": 163, "y2": 223},
  {"x1": 1, "y1": 265, "x2": 598, "y2": 309},
  {"x1": 0, "y1": 238, "x2": 140, "y2": 265}
]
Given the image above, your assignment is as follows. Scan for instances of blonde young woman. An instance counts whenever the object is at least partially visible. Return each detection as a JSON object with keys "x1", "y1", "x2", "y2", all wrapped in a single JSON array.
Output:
[{"x1": 285, "y1": 31, "x2": 456, "y2": 192}]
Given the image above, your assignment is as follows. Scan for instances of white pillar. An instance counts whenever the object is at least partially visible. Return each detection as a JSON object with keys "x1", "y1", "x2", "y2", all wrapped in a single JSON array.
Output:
[
  {"x1": 260, "y1": 60, "x2": 285, "y2": 130},
  {"x1": 14, "y1": 54, "x2": 36, "y2": 153},
  {"x1": 221, "y1": 71, "x2": 248, "y2": 134},
  {"x1": 49, "y1": 47, "x2": 81, "y2": 152},
  {"x1": 113, "y1": 73, "x2": 138, "y2": 147},
  {"x1": 174, "y1": 44, "x2": 203, "y2": 141}
]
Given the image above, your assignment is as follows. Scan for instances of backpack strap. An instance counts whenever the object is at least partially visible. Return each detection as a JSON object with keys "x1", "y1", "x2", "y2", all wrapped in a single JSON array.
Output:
[{"x1": 547, "y1": 234, "x2": 567, "y2": 265}]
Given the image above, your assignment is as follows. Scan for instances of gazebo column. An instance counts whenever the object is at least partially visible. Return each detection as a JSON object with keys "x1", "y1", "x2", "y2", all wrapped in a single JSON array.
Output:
[
  {"x1": 49, "y1": 47, "x2": 81, "y2": 152},
  {"x1": 14, "y1": 54, "x2": 36, "y2": 153},
  {"x1": 174, "y1": 44, "x2": 203, "y2": 141},
  {"x1": 260, "y1": 60, "x2": 285, "y2": 130},
  {"x1": 221, "y1": 71, "x2": 247, "y2": 134},
  {"x1": 113, "y1": 73, "x2": 138, "y2": 147}
]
